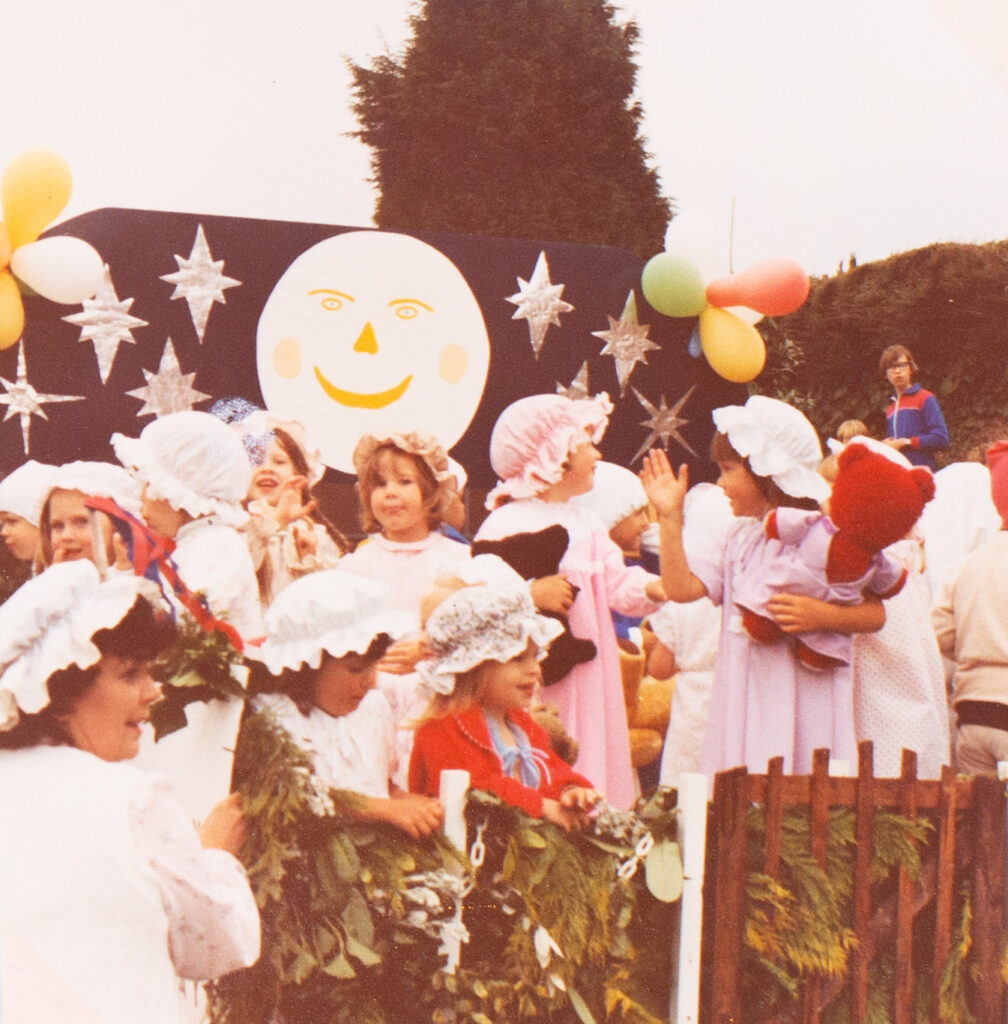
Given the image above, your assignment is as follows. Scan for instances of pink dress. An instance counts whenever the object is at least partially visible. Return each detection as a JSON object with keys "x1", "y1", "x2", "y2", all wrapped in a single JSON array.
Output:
[
  {"x1": 691, "y1": 517, "x2": 858, "y2": 777},
  {"x1": 476, "y1": 499, "x2": 660, "y2": 809}
]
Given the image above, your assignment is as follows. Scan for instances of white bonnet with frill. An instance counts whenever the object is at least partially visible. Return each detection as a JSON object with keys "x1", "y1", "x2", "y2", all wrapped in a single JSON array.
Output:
[
  {"x1": 111, "y1": 411, "x2": 251, "y2": 528},
  {"x1": 486, "y1": 392, "x2": 613, "y2": 509},
  {"x1": 712, "y1": 395, "x2": 829, "y2": 504},
  {"x1": 569, "y1": 460, "x2": 647, "y2": 530},
  {"x1": 0, "y1": 461, "x2": 59, "y2": 526},
  {"x1": 49, "y1": 460, "x2": 144, "y2": 519},
  {"x1": 0, "y1": 561, "x2": 150, "y2": 731},
  {"x1": 260, "y1": 570, "x2": 413, "y2": 675},
  {"x1": 416, "y1": 580, "x2": 564, "y2": 696}
]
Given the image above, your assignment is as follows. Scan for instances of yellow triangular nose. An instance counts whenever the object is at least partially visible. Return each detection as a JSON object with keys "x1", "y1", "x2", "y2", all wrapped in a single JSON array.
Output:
[{"x1": 353, "y1": 322, "x2": 378, "y2": 354}]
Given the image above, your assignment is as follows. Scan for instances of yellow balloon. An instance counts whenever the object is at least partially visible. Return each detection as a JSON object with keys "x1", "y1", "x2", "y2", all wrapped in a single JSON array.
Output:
[
  {"x1": 1, "y1": 149, "x2": 73, "y2": 249},
  {"x1": 0, "y1": 270, "x2": 25, "y2": 349},
  {"x1": 0, "y1": 222, "x2": 10, "y2": 270},
  {"x1": 699, "y1": 306, "x2": 766, "y2": 383}
]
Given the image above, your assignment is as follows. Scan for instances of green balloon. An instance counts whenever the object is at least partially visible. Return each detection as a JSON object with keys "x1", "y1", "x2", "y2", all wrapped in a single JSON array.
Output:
[{"x1": 640, "y1": 252, "x2": 707, "y2": 318}]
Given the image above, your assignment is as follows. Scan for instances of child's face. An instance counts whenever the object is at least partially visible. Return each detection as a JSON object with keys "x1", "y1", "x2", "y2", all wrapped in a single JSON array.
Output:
[
  {"x1": 477, "y1": 642, "x2": 542, "y2": 718},
  {"x1": 248, "y1": 439, "x2": 299, "y2": 506},
  {"x1": 0, "y1": 512, "x2": 39, "y2": 562},
  {"x1": 48, "y1": 490, "x2": 112, "y2": 565},
  {"x1": 369, "y1": 451, "x2": 429, "y2": 542},
  {"x1": 313, "y1": 652, "x2": 379, "y2": 718},
  {"x1": 557, "y1": 440, "x2": 600, "y2": 498},
  {"x1": 609, "y1": 507, "x2": 649, "y2": 557},
  {"x1": 140, "y1": 484, "x2": 188, "y2": 539},
  {"x1": 715, "y1": 458, "x2": 767, "y2": 519}
]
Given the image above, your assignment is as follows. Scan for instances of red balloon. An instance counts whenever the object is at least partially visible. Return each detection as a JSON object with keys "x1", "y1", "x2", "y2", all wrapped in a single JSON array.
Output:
[{"x1": 706, "y1": 258, "x2": 810, "y2": 316}]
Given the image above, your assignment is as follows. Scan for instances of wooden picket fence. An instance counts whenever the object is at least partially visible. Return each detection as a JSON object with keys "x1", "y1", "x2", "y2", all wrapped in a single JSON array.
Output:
[{"x1": 699, "y1": 741, "x2": 1007, "y2": 1024}]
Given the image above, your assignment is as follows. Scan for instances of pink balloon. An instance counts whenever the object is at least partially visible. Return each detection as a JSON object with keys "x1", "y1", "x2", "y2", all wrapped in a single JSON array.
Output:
[{"x1": 705, "y1": 258, "x2": 810, "y2": 316}]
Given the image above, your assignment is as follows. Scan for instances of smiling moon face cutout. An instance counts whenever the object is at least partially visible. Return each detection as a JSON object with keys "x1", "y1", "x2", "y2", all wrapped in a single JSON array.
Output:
[{"x1": 257, "y1": 231, "x2": 490, "y2": 473}]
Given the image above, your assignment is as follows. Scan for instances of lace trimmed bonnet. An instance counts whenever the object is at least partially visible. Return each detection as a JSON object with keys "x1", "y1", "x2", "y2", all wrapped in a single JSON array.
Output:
[{"x1": 416, "y1": 581, "x2": 564, "y2": 695}]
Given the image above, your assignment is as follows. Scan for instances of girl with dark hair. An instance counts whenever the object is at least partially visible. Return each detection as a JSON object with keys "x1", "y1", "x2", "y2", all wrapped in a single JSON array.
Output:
[{"x1": 0, "y1": 561, "x2": 259, "y2": 1024}]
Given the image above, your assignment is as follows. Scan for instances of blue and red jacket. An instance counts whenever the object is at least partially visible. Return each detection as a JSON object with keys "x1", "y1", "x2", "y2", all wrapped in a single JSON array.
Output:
[{"x1": 885, "y1": 383, "x2": 948, "y2": 470}]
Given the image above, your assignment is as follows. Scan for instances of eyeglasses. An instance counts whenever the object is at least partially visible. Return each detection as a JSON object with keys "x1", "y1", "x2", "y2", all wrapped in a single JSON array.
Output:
[{"x1": 888, "y1": 361, "x2": 912, "y2": 370}]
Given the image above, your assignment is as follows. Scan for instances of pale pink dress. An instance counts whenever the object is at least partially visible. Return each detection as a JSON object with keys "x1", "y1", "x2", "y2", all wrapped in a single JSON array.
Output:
[
  {"x1": 476, "y1": 499, "x2": 661, "y2": 809},
  {"x1": 691, "y1": 516, "x2": 858, "y2": 777}
]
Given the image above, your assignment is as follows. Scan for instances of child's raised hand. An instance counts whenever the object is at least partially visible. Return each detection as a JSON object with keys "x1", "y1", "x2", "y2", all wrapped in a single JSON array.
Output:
[
  {"x1": 291, "y1": 520, "x2": 318, "y2": 562},
  {"x1": 273, "y1": 476, "x2": 313, "y2": 528},
  {"x1": 640, "y1": 449, "x2": 688, "y2": 518}
]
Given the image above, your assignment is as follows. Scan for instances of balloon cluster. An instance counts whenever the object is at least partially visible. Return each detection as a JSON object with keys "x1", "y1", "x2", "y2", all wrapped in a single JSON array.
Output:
[
  {"x1": 639, "y1": 213, "x2": 810, "y2": 383},
  {"x1": 0, "y1": 150, "x2": 104, "y2": 349}
]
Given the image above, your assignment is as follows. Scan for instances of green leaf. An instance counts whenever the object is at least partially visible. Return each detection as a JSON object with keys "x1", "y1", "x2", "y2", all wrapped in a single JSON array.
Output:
[
  {"x1": 344, "y1": 934, "x2": 382, "y2": 967},
  {"x1": 322, "y1": 952, "x2": 357, "y2": 979},
  {"x1": 567, "y1": 985, "x2": 599, "y2": 1024},
  {"x1": 518, "y1": 828, "x2": 548, "y2": 849},
  {"x1": 645, "y1": 838, "x2": 684, "y2": 903}
]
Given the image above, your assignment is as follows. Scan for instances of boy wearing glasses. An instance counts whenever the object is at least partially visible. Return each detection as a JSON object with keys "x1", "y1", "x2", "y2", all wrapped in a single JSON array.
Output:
[{"x1": 880, "y1": 344, "x2": 949, "y2": 470}]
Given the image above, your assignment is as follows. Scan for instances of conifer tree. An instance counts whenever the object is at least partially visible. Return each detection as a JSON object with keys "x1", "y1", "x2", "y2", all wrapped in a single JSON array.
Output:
[{"x1": 349, "y1": 0, "x2": 671, "y2": 258}]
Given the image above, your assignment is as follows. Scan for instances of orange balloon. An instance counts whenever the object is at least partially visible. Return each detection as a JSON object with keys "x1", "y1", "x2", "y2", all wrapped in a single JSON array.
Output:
[
  {"x1": 698, "y1": 306, "x2": 765, "y2": 383},
  {"x1": 0, "y1": 222, "x2": 10, "y2": 270},
  {"x1": 706, "y1": 258, "x2": 810, "y2": 316},
  {"x1": 0, "y1": 270, "x2": 25, "y2": 349}
]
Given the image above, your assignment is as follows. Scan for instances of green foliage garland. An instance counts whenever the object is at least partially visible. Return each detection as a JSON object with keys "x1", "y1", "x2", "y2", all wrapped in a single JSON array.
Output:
[
  {"x1": 208, "y1": 705, "x2": 680, "y2": 1024},
  {"x1": 151, "y1": 613, "x2": 246, "y2": 739}
]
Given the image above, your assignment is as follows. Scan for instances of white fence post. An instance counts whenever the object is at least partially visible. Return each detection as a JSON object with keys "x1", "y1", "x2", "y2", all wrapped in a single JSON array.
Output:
[{"x1": 672, "y1": 772, "x2": 709, "y2": 1024}]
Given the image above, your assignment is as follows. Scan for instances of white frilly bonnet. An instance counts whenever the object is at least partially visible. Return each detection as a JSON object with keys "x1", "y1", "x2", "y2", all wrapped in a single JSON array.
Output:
[
  {"x1": 49, "y1": 460, "x2": 144, "y2": 519},
  {"x1": 712, "y1": 395, "x2": 830, "y2": 504},
  {"x1": 260, "y1": 570, "x2": 413, "y2": 675},
  {"x1": 111, "y1": 411, "x2": 251, "y2": 528},
  {"x1": 0, "y1": 561, "x2": 151, "y2": 731},
  {"x1": 0, "y1": 461, "x2": 58, "y2": 526},
  {"x1": 416, "y1": 580, "x2": 564, "y2": 696},
  {"x1": 486, "y1": 392, "x2": 613, "y2": 509},
  {"x1": 569, "y1": 460, "x2": 647, "y2": 530}
]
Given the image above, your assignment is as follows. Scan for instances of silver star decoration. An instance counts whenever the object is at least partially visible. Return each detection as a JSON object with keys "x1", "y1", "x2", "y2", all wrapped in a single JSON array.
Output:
[
  {"x1": 591, "y1": 291, "x2": 659, "y2": 396},
  {"x1": 506, "y1": 251, "x2": 573, "y2": 358},
  {"x1": 556, "y1": 361, "x2": 590, "y2": 401},
  {"x1": 0, "y1": 341, "x2": 84, "y2": 454},
  {"x1": 160, "y1": 224, "x2": 241, "y2": 343},
  {"x1": 630, "y1": 385, "x2": 698, "y2": 465},
  {"x1": 126, "y1": 338, "x2": 211, "y2": 418},
  {"x1": 62, "y1": 264, "x2": 148, "y2": 384}
]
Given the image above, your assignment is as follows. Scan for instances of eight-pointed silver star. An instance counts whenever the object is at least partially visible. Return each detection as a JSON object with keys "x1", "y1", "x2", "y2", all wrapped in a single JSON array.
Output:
[
  {"x1": 0, "y1": 341, "x2": 84, "y2": 454},
  {"x1": 126, "y1": 338, "x2": 211, "y2": 418},
  {"x1": 160, "y1": 224, "x2": 240, "y2": 343},
  {"x1": 62, "y1": 264, "x2": 148, "y2": 384},
  {"x1": 506, "y1": 251, "x2": 573, "y2": 358},
  {"x1": 630, "y1": 385, "x2": 698, "y2": 465}
]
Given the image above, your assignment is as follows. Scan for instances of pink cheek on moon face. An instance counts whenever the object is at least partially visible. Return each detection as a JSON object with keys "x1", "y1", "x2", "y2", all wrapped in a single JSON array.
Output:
[
  {"x1": 438, "y1": 343, "x2": 467, "y2": 384},
  {"x1": 273, "y1": 337, "x2": 302, "y2": 379}
]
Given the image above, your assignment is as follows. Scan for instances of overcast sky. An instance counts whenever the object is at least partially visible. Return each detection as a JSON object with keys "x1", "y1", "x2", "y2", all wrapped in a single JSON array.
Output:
[{"x1": 3, "y1": 0, "x2": 1007, "y2": 276}]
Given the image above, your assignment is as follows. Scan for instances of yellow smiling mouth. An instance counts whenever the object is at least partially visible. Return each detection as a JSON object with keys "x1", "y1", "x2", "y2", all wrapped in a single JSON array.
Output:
[{"x1": 313, "y1": 366, "x2": 413, "y2": 409}]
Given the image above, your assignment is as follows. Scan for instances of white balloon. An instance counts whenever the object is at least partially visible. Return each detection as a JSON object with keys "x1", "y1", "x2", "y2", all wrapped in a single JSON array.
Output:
[
  {"x1": 9, "y1": 236, "x2": 104, "y2": 303},
  {"x1": 724, "y1": 304, "x2": 764, "y2": 325},
  {"x1": 663, "y1": 211, "x2": 726, "y2": 283}
]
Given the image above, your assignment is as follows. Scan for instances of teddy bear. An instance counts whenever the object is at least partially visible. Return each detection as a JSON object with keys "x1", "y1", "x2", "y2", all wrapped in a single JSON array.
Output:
[
  {"x1": 471, "y1": 523, "x2": 597, "y2": 685},
  {"x1": 733, "y1": 438, "x2": 935, "y2": 670}
]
